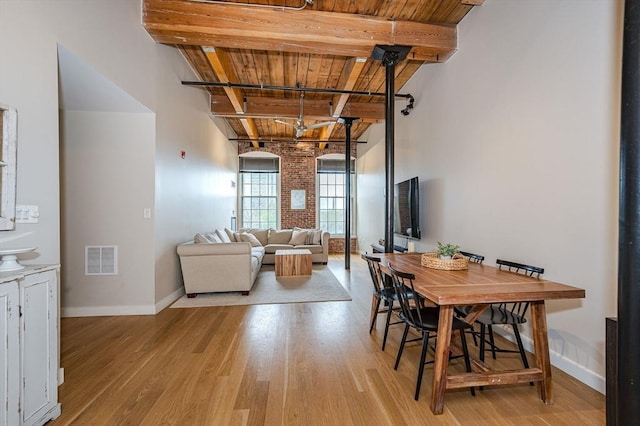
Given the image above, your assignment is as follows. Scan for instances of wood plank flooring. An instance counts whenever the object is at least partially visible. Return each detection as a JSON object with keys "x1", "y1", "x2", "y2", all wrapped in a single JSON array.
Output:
[{"x1": 51, "y1": 255, "x2": 605, "y2": 425}]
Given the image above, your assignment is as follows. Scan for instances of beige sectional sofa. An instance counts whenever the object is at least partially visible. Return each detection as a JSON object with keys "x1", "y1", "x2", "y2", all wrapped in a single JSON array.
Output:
[
  {"x1": 177, "y1": 227, "x2": 330, "y2": 297},
  {"x1": 249, "y1": 228, "x2": 330, "y2": 265}
]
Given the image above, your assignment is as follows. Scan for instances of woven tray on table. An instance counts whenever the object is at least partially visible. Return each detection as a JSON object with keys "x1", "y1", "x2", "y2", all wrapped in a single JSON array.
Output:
[{"x1": 421, "y1": 252, "x2": 469, "y2": 270}]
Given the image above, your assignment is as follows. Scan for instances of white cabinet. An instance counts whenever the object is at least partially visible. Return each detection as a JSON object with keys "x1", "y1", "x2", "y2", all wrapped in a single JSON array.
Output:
[
  {"x1": 0, "y1": 280, "x2": 19, "y2": 426},
  {"x1": 0, "y1": 266, "x2": 60, "y2": 426}
]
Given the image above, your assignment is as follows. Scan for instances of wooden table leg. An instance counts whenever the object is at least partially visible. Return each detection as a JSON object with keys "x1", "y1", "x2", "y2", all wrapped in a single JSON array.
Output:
[
  {"x1": 430, "y1": 305, "x2": 454, "y2": 415},
  {"x1": 530, "y1": 300, "x2": 553, "y2": 404}
]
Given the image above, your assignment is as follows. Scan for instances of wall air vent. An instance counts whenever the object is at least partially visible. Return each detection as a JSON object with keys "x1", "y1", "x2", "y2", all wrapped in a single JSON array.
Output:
[{"x1": 85, "y1": 246, "x2": 118, "y2": 275}]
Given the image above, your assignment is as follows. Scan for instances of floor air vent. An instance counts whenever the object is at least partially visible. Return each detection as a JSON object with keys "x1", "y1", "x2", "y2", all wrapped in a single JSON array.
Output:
[{"x1": 85, "y1": 246, "x2": 118, "y2": 275}]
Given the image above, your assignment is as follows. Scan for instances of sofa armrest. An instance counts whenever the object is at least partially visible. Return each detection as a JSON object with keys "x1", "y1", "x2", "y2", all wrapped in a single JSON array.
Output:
[
  {"x1": 176, "y1": 241, "x2": 257, "y2": 294},
  {"x1": 321, "y1": 231, "x2": 330, "y2": 262},
  {"x1": 177, "y1": 241, "x2": 251, "y2": 256}
]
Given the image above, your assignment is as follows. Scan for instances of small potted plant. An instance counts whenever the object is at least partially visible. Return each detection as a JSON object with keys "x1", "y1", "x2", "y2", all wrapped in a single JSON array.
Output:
[{"x1": 437, "y1": 241, "x2": 459, "y2": 260}]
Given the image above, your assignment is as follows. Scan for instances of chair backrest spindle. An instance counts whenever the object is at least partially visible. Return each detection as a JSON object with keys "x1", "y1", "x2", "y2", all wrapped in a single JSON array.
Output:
[
  {"x1": 362, "y1": 253, "x2": 385, "y2": 294},
  {"x1": 459, "y1": 251, "x2": 485, "y2": 264},
  {"x1": 495, "y1": 258, "x2": 544, "y2": 317},
  {"x1": 387, "y1": 262, "x2": 423, "y2": 326},
  {"x1": 496, "y1": 259, "x2": 544, "y2": 278}
]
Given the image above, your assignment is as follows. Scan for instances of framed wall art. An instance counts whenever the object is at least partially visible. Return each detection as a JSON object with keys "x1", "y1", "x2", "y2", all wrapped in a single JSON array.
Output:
[{"x1": 291, "y1": 189, "x2": 305, "y2": 210}]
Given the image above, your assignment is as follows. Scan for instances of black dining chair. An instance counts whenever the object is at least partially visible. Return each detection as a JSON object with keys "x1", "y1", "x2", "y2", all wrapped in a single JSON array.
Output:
[
  {"x1": 472, "y1": 259, "x2": 544, "y2": 370},
  {"x1": 458, "y1": 250, "x2": 485, "y2": 264},
  {"x1": 362, "y1": 253, "x2": 405, "y2": 351},
  {"x1": 454, "y1": 251, "x2": 485, "y2": 345},
  {"x1": 387, "y1": 262, "x2": 474, "y2": 400}
]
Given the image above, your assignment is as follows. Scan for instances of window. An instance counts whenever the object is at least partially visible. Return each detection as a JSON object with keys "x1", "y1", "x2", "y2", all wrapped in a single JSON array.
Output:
[
  {"x1": 239, "y1": 156, "x2": 279, "y2": 229},
  {"x1": 317, "y1": 157, "x2": 355, "y2": 236}
]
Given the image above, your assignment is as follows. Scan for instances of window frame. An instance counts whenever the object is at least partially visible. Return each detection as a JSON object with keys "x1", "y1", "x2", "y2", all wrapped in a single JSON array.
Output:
[
  {"x1": 316, "y1": 156, "x2": 356, "y2": 236},
  {"x1": 238, "y1": 154, "x2": 280, "y2": 230}
]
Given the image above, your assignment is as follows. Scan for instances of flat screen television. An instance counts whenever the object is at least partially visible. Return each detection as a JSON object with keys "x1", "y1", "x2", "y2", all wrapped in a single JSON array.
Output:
[{"x1": 393, "y1": 176, "x2": 421, "y2": 240}]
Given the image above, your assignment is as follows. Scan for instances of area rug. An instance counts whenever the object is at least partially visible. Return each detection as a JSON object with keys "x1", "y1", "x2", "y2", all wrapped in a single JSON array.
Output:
[{"x1": 170, "y1": 265, "x2": 351, "y2": 308}]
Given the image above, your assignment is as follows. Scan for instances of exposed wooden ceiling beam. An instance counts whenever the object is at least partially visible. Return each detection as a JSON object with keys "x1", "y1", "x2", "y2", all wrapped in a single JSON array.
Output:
[
  {"x1": 203, "y1": 47, "x2": 244, "y2": 112},
  {"x1": 142, "y1": 0, "x2": 457, "y2": 62},
  {"x1": 240, "y1": 118, "x2": 259, "y2": 146},
  {"x1": 210, "y1": 96, "x2": 384, "y2": 122},
  {"x1": 319, "y1": 57, "x2": 368, "y2": 148},
  {"x1": 203, "y1": 46, "x2": 259, "y2": 147}
]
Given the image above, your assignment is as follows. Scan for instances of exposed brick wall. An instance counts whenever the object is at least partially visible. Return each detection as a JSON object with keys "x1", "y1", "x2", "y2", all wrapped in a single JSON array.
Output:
[
  {"x1": 329, "y1": 237, "x2": 359, "y2": 254},
  {"x1": 238, "y1": 141, "x2": 357, "y2": 230}
]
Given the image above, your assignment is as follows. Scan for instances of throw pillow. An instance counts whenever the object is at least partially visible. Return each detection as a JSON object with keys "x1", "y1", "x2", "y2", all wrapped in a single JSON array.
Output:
[
  {"x1": 216, "y1": 229, "x2": 232, "y2": 243},
  {"x1": 312, "y1": 229, "x2": 323, "y2": 245},
  {"x1": 240, "y1": 232, "x2": 262, "y2": 247},
  {"x1": 205, "y1": 233, "x2": 222, "y2": 243},
  {"x1": 268, "y1": 229, "x2": 293, "y2": 244},
  {"x1": 249, "y1": 229, "x2": 269, "y2": 246},
  {"x1": 233, "y1": 232, "x2": 242, "y2": 242},
  {"x1": 289, "y1": 229, "x2": 308, "y2": 246},
  {"x1": 294, "y1": 227, "x2": 323, "y2": 245},
  {"x1": 304, "y1": 230, "x2": 315, "y2": 245},
  {"x1": 194, "y1": 233, "x2": 210, "y2": 244},
  {"x1": 224, "y1": 228, "x2": 235, "y2": 242}
]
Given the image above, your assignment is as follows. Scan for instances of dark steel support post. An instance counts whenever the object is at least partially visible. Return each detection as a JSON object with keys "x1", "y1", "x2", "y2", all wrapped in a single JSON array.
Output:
[
  {"x1": 338, "y1": 117, "x2": 358, "y2": 269},
  {"x1": 618, "y1": 1, "x2": 640, "y2": 423},
  {"x1": 371, "y1": 45, "x2": 411, "y2": 253},
  {"x1": 383, "y1": 61, "x2": 395, "y2": 254},
  {"x1": 606, "y1": 317, "x2": 618, "y2": 425}
]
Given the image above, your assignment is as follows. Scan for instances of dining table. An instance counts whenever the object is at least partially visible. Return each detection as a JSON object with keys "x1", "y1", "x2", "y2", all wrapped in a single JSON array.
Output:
[{"x1": 374, "y1": 253, "x2": 586, "y2": 415}]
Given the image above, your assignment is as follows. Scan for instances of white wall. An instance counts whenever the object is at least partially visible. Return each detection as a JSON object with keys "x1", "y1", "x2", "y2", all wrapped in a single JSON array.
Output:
[
  {"x1": 61, "y1": 111, "x2": 156, "y2": 313},
  {"x1": 357, "y1": 0, "x2": 621, "y2": 393},
  {"x1": 0, "y1": 0, "x2": 238, "y2": 315},
  {"x1": 153, "y1": 58, "x2": 238, "y2": 304}
]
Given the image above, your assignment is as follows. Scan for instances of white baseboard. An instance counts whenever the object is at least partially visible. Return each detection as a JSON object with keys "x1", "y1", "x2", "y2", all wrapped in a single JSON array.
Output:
[
  {"x1": 61, "y1": 287, "x2": 185, "y2": 318},
  {"x1": 155, "y1": 287, "x2": 184, "y2": 313},
  {"x1": 61, "y1": 304, "x2": 156, "y2": 317},
  {"x1": 491, "y1": 326, "x2": 605, "y2": 394}
]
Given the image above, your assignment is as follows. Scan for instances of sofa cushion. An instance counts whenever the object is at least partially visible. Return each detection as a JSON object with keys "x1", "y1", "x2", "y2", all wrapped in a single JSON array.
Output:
[
  {"x1": 248, "y1": 229, "x2": 269, "y2": 246},
  {"x1": 289, "y1": 229, "x2": 308, "y2": 246},
  {"x1": 250, "y1": 255, "x2": 260, "y2": 273},
  {"x1": 251, "y1": 246, "x2": 265, "y2": 257},
  {"x1": 295, "y1": 244, "x2": 324, "y2": 254},
  {"x1": 216, "y1": 229, "x2": 232, "y2": 243},
  {"x1": 264, "y1": 244, "x2": 294, "y2": 254},
  {"x1": 240, "y1": 232, "x2": 262, "y2": 247},
  {"x1": 268, "y1": 229, "x2": 293, "y2": 244},
  {"x1": 233, "y1": 232, "x2": 243, "y2": 242}
]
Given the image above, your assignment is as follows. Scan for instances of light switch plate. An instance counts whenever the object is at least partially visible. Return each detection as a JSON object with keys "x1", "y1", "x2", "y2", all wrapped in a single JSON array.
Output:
[{"x1": 16, "y1": 205, "x2": 39, "y2": 223}]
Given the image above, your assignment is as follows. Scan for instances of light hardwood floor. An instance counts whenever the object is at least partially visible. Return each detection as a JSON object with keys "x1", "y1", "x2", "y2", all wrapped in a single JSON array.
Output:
[{"x1": 51, "y1": 255, "x2": 605, "y2": 425}]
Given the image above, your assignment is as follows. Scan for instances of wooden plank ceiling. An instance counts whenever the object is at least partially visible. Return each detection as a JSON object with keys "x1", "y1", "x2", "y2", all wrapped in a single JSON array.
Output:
[{"x1": 142, "y1": 0, "x2": 482, "y2": 147}]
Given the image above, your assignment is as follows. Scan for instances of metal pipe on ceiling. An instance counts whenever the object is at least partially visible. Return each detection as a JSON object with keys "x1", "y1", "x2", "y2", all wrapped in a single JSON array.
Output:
[
  {"x1": 188, "y1": 0, "x2": 312, "y2": 11},
  {"x1": 182, "y1": 80, "x2": 414, "y2": 100},
  {"x1": 228, "y1": 138, "x2": 367, "y2": 143}
]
